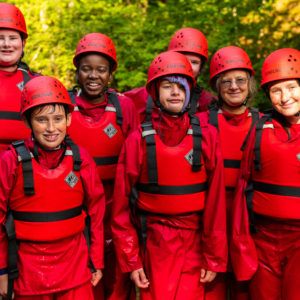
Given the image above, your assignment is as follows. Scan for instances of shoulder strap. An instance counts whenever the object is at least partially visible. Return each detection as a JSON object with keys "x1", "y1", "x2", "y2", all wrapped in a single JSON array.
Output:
[
  {"x1": 12, "y1": 140, "x2": 34, "y2": 195},
  {"x1": 144, "y1": 95, "x2": 153, "y2": 123},
  {"x1": 253, "y1": 115, "x2": 270, "y2": 171},
  {"x1": 208, "y1": 105, "x2": 219, "y2": 130},
  {"x1": 141, "y1": 122, "x2": 158, "y2": 185},
  {"x1": 189, "y1": 115, "x2": 202, "y2": 172},
  {"x1": 64, "y1": 136, "x2": 82, "y2": 171},
  {"x1": 20, "y1": 69, "x2": 31, "y2": 86},
  {"x1": 68, "y1": 89, "x2": 77, "y2": 105},
  {"x1": 108, "y1": 91, "x2": 123, "y2": 126},
  {"x1": 189, "y1": 85, "x2": 202, "y2": 115}
]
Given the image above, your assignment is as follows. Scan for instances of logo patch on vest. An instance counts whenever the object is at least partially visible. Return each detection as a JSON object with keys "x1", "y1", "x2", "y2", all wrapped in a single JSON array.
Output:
[
  {"x1": 185, "y1": 149, "x2": 193, "y2": 165},
  {"x1": 104, "y1": 123, "x2": 117, "y2": 138},
  {"x1": 17, "y1": 81, "x2": 25, "y2": 91},
  {"x1": 65, "y1": 171, "x2": 79, "y2": 188}
]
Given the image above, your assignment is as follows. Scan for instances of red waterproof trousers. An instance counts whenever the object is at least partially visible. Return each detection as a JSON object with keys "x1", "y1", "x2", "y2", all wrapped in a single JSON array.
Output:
[{"x1": 249, "y1": 219, "x2": 300, "y2": 300}]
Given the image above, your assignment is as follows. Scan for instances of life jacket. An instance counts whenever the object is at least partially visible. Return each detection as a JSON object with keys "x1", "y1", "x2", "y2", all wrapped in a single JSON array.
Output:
[
  {"x1": 8, "y1": 139, "x2": 85, "y2": 242},
  {"x1": 249, "y1": 116, "x2": 300, "y2": 219},
  {"x1": 68, "y1": 90, "x2": 124, "y2": 181},
  {"x1": 209, "y1": 107, "x2": 259, "y2": 191},
  {"x1": 136, "y1": 116, "x2": 208, "y2": 215},
  {"x1": 0, "y1": 68, "x2": 32, "y2": 150}
]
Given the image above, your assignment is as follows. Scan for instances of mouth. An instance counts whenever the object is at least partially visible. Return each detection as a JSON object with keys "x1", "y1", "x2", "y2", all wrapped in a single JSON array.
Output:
[
  {"x1": 86, "y1": 82, "x2": 102, "y2": 90},
  {"x1": 43, "y1": 134, "x2": 59, "y2": 142}
]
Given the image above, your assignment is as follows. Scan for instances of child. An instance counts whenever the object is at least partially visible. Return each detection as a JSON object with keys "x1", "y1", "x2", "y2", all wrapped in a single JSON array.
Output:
[{"x1": 0, "y1": 76, "x2": 105, "y2": 300}]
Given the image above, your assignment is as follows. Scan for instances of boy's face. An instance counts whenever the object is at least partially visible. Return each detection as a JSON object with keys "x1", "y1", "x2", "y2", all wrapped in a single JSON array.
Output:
[{"x1": 29, "y1": 104, "x2": 71, "y2": 150}]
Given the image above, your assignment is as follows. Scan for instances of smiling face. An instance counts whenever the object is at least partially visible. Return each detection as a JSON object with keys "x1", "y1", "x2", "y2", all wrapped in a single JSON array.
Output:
[
  {"x1": 219, "y1": 69, "x2": 250, "y2": 113},
  {"x1": 269, "y1": 79, "x2": 300, "y2": 123},
  {"x1": 0, "y1": 29, "x2": 24, "y2": 71},
  {"x1": 158, "y1": 79, "x2": 186, "y2": 113},
  {"x1": 30, "y1": 104, "x2": 71, "y2": 150},
  {"x1": 77, "y1": 54, "x2": 112, "y2": 103}
]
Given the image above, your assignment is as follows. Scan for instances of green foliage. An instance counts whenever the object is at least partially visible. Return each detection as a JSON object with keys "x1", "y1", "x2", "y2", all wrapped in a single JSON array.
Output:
[{"x1": 12, "y1": 0, "x2": 300, "y2": 109}]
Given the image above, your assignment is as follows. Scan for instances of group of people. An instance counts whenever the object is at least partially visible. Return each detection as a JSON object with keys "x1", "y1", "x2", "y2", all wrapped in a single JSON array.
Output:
[{"x1": 0, "y1": 2, "x2": 299, "y2": 300}]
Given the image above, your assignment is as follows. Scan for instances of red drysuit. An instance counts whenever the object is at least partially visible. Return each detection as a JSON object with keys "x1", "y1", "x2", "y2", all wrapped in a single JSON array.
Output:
[
  {"x1": 0, "y1": 68, "x2": 35, "y2": 152},
  {"x1": 112, "y1": 110, "x2": 227, "y2": 300},
  {"x1": 231, "y1": 115, "x2": 300, "y2": 300},
  {"x1": 67, "y1": 90, "x2": 138, "y2": 300},
  {"x1": 0, "y1": 138, "x2": 105, "y2": 298},
  {"x1": 202, "y1": 108, "x2": 260, "y2": 300}
]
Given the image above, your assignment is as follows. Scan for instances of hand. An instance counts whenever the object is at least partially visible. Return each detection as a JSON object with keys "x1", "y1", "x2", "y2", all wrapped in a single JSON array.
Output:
[
  {"x1": 0, "y1": 274, "x2": 9, "y2": 298},
  {"x1": 130, "y1": 268, "x2": 150, "y2": 289},
  {"x1": 91, "y1": 269, "x2": 103, "y2": 286},
  {"x1": 200, "y1": 269, "x2": 217, "y2": 283}
]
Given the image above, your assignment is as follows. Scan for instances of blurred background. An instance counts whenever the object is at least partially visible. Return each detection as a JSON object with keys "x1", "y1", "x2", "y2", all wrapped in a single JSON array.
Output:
[{"x1": 12, "y1": 0, "x2": 300, "y2": 110}]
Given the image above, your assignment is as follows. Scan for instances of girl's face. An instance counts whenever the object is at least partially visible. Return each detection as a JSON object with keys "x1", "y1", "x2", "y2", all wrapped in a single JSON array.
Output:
[
  {"x1": 30, "y1": 105, "x2": 71, "y2": 150},
  {"x1": 77, "y1": 54, "x2": 111, "y2": 103},
  {"x1": 158, "y1": 79, "x2": 186, "y2": 114},
  {"x1": 0, "y1": 29, "x2": 24, "y2": 69},
  {"x1": 269, "y1": 79, "x2": 300, "y2": 123}
]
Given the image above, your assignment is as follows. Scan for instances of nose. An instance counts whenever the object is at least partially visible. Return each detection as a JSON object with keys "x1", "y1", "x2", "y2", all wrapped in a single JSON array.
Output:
[
  {"x1": 171, "y1": 84, "x2": 180, "y2": 95},
  {"x1": 281, "y1": 88, "x2": 291, "y2": 103},
  {"x1": 46, "y1": 120, "x2": 55, "y2": 132},
  {"x1": 88, "y1": 69, "x2": 99, "y2": 79},
  {"x1": 1, "y1": 37, "x2": 10, "y2": 47},
  {"x1": 229, "y1": 80, "x2": 239, "y2": 89}
]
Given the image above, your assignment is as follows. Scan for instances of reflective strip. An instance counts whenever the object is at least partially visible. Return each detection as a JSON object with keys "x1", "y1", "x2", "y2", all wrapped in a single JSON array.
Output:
[
  {"x1": 187, "y1": 128, "x2": 193, "y2": 135},
  {"x1": 73, "y1": 106, "x2": 79, "y2": 111},
  {"x1": 105, "y1": 106, "x2": 117, "y2": 112},
  {"x1": 142, "y1": 129, "x2": 156, "y2": 137},
  {"x1": 263, "y1": 124, "x2": 274, "y2": 129}
]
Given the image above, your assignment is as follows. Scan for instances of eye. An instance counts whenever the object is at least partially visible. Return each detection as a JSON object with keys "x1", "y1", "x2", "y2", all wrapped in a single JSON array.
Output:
[
  {"x1": 98, "y1": 67, "x2": 108, "y2": 73},
  {"x1": 236, "y1": 78, "x2": 247, "y2": 85},
  {"x1": 220, "y1": 80, "x2": 231, "y2": 87},
  {"x1": 36, "y1": 117, "x2": 47, "y2": 123}
]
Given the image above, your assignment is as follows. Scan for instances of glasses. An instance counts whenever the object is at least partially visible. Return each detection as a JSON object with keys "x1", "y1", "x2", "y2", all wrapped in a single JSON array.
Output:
[{"x1": 220, "y1": 77, "x2": 248, "y2": 89}]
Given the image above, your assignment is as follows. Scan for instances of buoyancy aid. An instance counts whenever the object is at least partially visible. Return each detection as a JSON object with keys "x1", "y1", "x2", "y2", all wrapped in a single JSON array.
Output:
[
  {"x1": 250, "y1": 117, "x2": 300, "y2": 219},
  {"x1": 0, "y1": 68, "x2": 32, "y2": 150},
  {"x1": 68, "y1": 90, "x2": 124, "y2": 180},
  {"x1": 8, "y1": 140, "x2": 85, "y2": 242},
  {"x1": 136, "y1": 117, "x2": 208, "y2": 215},
  {"x1": 209, "y1": 107, "x2": 259, "y2": 190}
]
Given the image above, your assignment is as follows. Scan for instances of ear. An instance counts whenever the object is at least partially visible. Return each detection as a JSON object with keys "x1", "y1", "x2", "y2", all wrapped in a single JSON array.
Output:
[{"x1": 66, "y1": 113, "x2": 72, "y2": 127}]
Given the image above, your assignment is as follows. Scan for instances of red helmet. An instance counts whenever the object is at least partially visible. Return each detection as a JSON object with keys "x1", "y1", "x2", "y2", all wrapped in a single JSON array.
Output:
[
  {"x1": 261, "y1": 48, "x2": 300, "y2": 87},
  {"x1": 146, "y1": 51, "x2": 195, "y2": 99},
  {"x1": 0, "y1": 3, "x2": 27, "y2": 38},
  {"x1": 168, "y1": 28, "x2": 208, "y2": 61},
  {"x1": 21, "y1": 76, "x2": 74, "y2": 116},
  {"x1": 209, "y1": 46, "x2": 254, "y2": 82},
  {"x1": 73, "y1": 33, "x2": 117, "y2": 71}
]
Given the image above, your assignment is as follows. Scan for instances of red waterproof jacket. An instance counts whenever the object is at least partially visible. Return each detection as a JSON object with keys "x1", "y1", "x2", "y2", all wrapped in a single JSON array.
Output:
[
  {"x1": 230, "y1": 116, "x2": 300, "y2": 281},
  {"x1": 0, "y1": 138, "x2": 105, "y2": 295},
  {"x1": 67, "y1": 90, "x2": 138, "y2": 241},
  {"x1": 111, "y1": 111, "x2": 227, "y2": 273},
  {"x1": 124, "y1": 85, "x2": 216, "y2": 123},
  {"x1": 0, "y1": 68, "x2": 36, "y2": 151}
]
